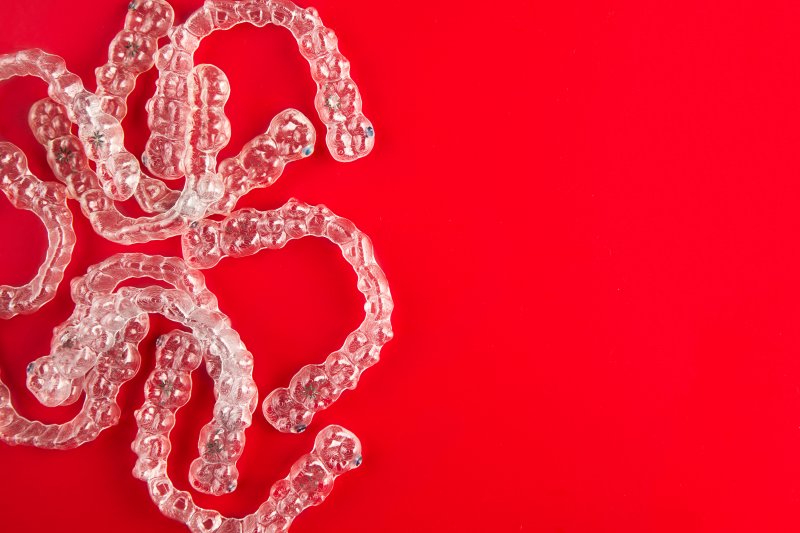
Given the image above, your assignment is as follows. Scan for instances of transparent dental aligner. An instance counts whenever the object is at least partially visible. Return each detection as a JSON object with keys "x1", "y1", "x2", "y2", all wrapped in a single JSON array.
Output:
[
  {"x1": 0, "y1": 49, "x2": 144, "y2": 201},
  {"x1": 135, "y1": 334, "x2": 363, "y2": 532},
  {"x1": 96, "y1": 0, "x2": 175, "y2": 121},
  {"x1": 0, "y1": 254, "x2": 361, "y2": 530},
  {"x1": 144, "y1": 0, "x2": 374, "y2": 181},
  {"x1": 182, "y1": 199, "x2": 394, "y2": 432},
  {"x1": 96, "y1": 0, "x2": 186, "y2": 215},
  {"x1": 143, "y1": 424, "x2": 362, "y2": 533},
  {"x1": 0, "y1": 143, "x2": 75, "y2": 319},
  {"x1": 207, "y1": 109, "x2": 315, "y2": 216}
]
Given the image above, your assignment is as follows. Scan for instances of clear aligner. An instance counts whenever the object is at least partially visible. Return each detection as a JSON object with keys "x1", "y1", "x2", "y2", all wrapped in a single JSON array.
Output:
[
  {"x1": 96, "y1": 0, "x2": 175, "y2": 121},
  {"x1": 143, "y1": 0, "x2": 374, "y2": 179},
  {"x1": 208, "y1": 109, "x2": 315, "y2": 216},
  {"x1": 182, "y1": 199, "x2": 394, "y2": 432},
  {"x1": 0, "y1": 143, "x2": 75, "y2": 319},
  {"x1": 136, "y1": 329, "x2": 362, "y2": 532},
  {"x1": 96, "y1": 0, "x2": 186, "y2": 215}
]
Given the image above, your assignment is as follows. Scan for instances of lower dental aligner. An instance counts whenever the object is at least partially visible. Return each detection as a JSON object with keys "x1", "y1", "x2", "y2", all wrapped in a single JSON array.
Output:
[{"x1": 181, "y1": 199, "x2": 394, "y2": 432}]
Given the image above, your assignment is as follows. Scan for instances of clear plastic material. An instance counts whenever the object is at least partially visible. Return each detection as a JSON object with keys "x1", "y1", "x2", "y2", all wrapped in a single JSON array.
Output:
[
  {"x1": 0, "y1": 0, "x2": 374, "y2": 244},
  {"x1": 0, "y1": 1, "x2": 389, "y2": 531},
  {"x1": 0, "y1": 142, "x2": 75, "y2": 319},
  {"x1": 0, "y1": 254, "x2": 365, "y2": 531}
]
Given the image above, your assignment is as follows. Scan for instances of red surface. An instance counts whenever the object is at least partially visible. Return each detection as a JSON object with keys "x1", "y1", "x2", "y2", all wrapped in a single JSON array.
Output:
[{"x1": 1, "y1": 0, "x2": 800, "y2": 531}]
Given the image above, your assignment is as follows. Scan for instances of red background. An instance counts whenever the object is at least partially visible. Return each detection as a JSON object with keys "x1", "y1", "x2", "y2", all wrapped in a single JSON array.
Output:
[{"x1": 1, "y1": 0, "x2": 800, "y2": 531}]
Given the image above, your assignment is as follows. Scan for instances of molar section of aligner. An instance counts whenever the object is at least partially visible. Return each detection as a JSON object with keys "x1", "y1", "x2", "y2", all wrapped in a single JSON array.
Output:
[
  {"x1": 134, "y1": 330, "x2": 201, "y2": 484},
  {"x1": 146, "y1": 334, "x2": 197, "y2": 410},
  {"x1": 155, "y1": 331, "x2": 203, "y2": 375},
  {"x1": 30, "y1": 100, "x2": 103, "y2": 214},
  {"x1": 75, "y1": 114, "x2": 136, "y2": 201},
  {"x1": 240, "y1": 133, "x2": 286, "y2": 189},
  {"x1": 254, "y1": 425, "x2": 363, "y2": 530},
  {"x1": 126, "y1": 0, "x2": 175, "y2": 39},
  {"x1": 188, "y1": 455, "x2": 239, "y2": 495},
  {"x1": 219, "y1": 208, "x2": 261, "y2": 258},
  {"x1": 106, "y1": 27, "x2": 158, "y2": 88},
  {"x1": 95, "y1": 64, "x2": 135, "y2": 119},
  {"x1": 113, "y1": 18, "x2": 161, "y2": 68},
  {"x1": 182, "y1": 219, "x2": 223, "y2": 268},
  {"x1": 191, "y1": 408, "x2": 250, "y2": 496},
  {"x1": 94, "y1": 337, "x2": 141, "y2": 386},
  {"x1": 264, "y1": 353, "x2": 359, "y2": 435},
  {"x1": 269, "y1": 109, "x2": 316, "y2": 161},
  {"x1": 60, "y1": 85, "x2": 136, "y2": 203},
  {"x1": 0, "y1": 142, "x2": 29, "y2": 187},
  {"x1": 312, "y1": 424, "x2": 363, "y2": 476},
  {"x1": 305, "y1": 203, "x2": 335, "y2": 236},
  {"x1": 262, "y1": 387, "x2": 313, "y2": 434},
  {"x1": 191, "y1": 346, "x2": 253, "y2": 496},
  {"x1": 45, "y1": 135, "x2": 89, "y2": 183},
  {"x1": 326, "y1": 113, "x2": 375, "y2": 162},
  {"x1": 25, "y1": 356, "x2": 75, "y2": 407},
  {"x1": 204, "y1": 110, "x2": 308, "y2": 216},
  {"x1": 289, "y1": 364, "x2": 342, "y2": 413},
  {"x1": 28, "y1": 98, "x2": 72, "y2": 146},
  {"x1": 280, "y1": 198, "x2": 310, "y2": 238},
  {"x1": 196, "y1": 420, "x2": 245, "y2": 467},
  {"x1": 257, "y1": 209, "x2": 289, "y2": 250},
  {"x1": 274, "y1": 2, "x2": 375, "y2": 163}
]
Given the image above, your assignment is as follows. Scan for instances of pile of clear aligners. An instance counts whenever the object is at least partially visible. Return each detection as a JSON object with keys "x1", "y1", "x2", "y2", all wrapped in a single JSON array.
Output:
[
  {"x1": 0, "y1": 1, "x2": 391, "y2": 531},
  {"x1": 2, "y1": 0, "x2": 374, "y2": 243}
]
